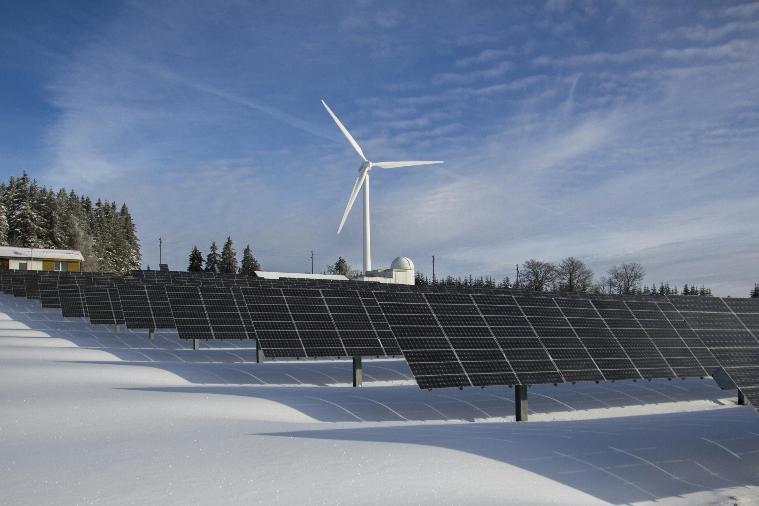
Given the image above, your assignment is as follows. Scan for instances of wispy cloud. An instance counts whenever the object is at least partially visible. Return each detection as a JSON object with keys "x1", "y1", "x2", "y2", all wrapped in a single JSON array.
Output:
[
  {"x1": 455, "y1": 48, "x2": 513, "y2": 68},
  {"x1": 2, "y1": 0, "x2": 757, "y2": 295},
  {"x1": 432, "y1": 61, "x2": 513, "y2": 85}
]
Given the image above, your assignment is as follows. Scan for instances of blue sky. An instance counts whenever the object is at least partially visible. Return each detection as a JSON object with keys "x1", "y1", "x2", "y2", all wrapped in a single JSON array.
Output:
[{"x1": 1, "y1": 1, "x2": 758, "y2": 295}]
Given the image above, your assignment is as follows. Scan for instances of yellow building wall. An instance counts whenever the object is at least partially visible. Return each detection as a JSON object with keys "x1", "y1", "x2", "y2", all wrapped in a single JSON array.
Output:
[
  {"x1": 67, "y1": 261, "x2": 81, "y2": 272},
  {"x1": 42, "y1": 260, "x2": 54, "y2": 271}
]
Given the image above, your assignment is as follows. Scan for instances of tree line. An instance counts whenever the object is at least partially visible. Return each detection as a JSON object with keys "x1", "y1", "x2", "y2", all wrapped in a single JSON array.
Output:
[
  {"x1": 0, "y1": 171, "x2": 140, "y2": 273},
  {"x1": 187, "y1": 237, "x2": 260, "y2": 275},
  {"x1": 416, "y1": 257, "x2": 716, "y2": 296}
]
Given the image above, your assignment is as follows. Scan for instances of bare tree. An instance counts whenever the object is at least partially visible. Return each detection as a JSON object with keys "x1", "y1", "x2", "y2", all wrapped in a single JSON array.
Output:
[
  {"x1": 591, "y1": 276, "x2": 610, "y2": 294},
  {"x1": 556, "y1": 257, "x2": 594, "y2": 293},
  {"x1": 521, "y1": 259, "x2": 557, "y2": 292},
  {"x1": 607, "y1": 262, "x2": 646, "y2": 294}
]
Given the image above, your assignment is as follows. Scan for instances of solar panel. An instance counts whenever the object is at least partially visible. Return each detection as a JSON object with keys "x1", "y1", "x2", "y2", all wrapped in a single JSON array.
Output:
[
  {"x1": 673, "y1": 296, "x2": 759, "y2": 413},
  {"x1": 376, "y1": 291, "x2": 523, "y2": 389},
  {"x1": 11, "y1": 272, "x2": 27, "y2": 297},
  {"x1": 83, "y1": 284, "x2": 125, "y2": 325},
  {"x1": 59, "y1": 278, "x2": 89, "y2": 318},
  {"x1": 243, "y1": 286, "x2": 306, "y2": 358},
  {"x1": 241, "y1": 286, "x2": 399, "y2": 360},
  {"x1": 1, "y1": 271, "x2": 14, "y2": 294},
  {"x1": 39, "y1": 274, "x2": 61, "y2": 308},
  {"x1": 117, "y1": 283, "x2": 175, "y2": 330},
  {"x1": 165, "y1": 285, "x2": 250, "y2": 341},
  {"x1": 145, "y1": 284, "x2": 176, "y2": 328}
]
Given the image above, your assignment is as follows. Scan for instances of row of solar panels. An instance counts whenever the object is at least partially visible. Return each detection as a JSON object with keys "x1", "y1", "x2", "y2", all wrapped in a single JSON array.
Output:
[{"x1": 2, "y1": 270, "x2": 758, "y2": 414}]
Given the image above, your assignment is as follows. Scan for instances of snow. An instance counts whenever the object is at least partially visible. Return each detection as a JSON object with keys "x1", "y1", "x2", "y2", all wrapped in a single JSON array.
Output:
[{"x1": 2, "y1": 293, "x2": 759, "y2": 505}]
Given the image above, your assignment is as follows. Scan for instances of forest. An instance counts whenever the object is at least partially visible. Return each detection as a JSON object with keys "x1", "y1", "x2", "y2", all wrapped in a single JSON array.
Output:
[{"x1": 0, "y1": 172, "x2": 140, "y2": 273}]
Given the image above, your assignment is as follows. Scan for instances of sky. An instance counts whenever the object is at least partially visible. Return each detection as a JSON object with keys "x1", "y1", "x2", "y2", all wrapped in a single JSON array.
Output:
[{"x1": 1, "y1": 0, "x2": 758, "y2": 296}]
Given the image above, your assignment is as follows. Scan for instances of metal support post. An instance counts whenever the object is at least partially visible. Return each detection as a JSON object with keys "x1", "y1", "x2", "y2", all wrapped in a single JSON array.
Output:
[
  {"x1": 113, "y1": 324, "x2": 120, "y2": 333},
  {"x1": 739, "y1": 389, "x2": 747, "y2": 405},
  {"x1": 353, "y1": 356, "x2": 363, "y2": 387},
  {"x1": 256, "y1": 340, "x2": 264, "y2": 363},
  {"x1": 193, "y1": 339, "x2": 200, "y2": 350},
  {"x1": 515, "y1": 384, "x2": 528, "y2": 422},
  {"x1": 148, "y1": 328, "x2": 155, "y2": 340}
]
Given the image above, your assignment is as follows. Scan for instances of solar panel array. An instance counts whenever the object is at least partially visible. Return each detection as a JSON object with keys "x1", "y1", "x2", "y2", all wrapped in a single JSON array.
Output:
[
  {"x1": 673, "y1": 296, "x2": 759, "y2": 409},
  {"x1": 376, "y1": 292, "x2": 725, "y2": 390},
  {"x1": 2, "y1": 269, "x2": 759, "y2": 416}
]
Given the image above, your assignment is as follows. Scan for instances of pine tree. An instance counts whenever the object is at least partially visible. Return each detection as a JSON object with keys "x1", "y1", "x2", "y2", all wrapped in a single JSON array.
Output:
[
  {"x1": 0, "y1": 188, "x2": 8, "y2": 246},
  {"x1": 188, "y1": 246, "x2": 204, "y2": 272},
  {"x1": 51, "y1": 188, "x2": 71, "y2": 248},
  {"x1": 220, "y1": 236, "x2": 238, "y2": 274},
  {"x1": 7, "y1": 172, "x2": 45, "y2": 247},
  {"x1": 751, "y1": 285, "x2": 759, "y2": 298},
  {"x1": 328, "y1": 256, "x2": 350, "y2": 276},
  {"x1": 119, "y1": 204, "x2": 141, "y2": 272},
  {"x1": 239, "y1": 244, "x2": 260, "y2": 275},
  {"x1": 93, "y1": 200, "x2": 119, "y2": 272},
  {"x1": 205, "y1": 241, "x2": 220, "y2": 273}
]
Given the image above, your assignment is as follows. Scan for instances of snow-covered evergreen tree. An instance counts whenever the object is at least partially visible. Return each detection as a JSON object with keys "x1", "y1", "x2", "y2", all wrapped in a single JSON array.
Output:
[
  {"x1": 239, "y1": 244, "x2": 260, "y2": 275},
  {"x1": 220, "y1": 236, "x2": 238, "y2": 274},
  {"x1": 7, "y1": 172, "x2": 45, "y2": 247},
  {"x1": 188, "y1": 246, "x2": 204, "y2": 272},
  {"x1": 0, "y1": 186, "x2": 8, "y2": 246},
  {"x1": 119, "y1": 204, "x2": 141, "y2": 272},
  {"x1": 205, "y1": 241, "x2": 220, "y2": 273}
]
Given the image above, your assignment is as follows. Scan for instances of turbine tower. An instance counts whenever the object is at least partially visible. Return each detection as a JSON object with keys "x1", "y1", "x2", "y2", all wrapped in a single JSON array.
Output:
[{"x1": 321, "y1": 100, "x2": 443, "y2": 273}]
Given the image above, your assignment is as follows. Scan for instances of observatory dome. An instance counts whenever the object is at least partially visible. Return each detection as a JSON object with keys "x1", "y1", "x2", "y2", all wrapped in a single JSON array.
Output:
[{"x1": 391, "y1": 256, "x2": 414, "y2": 271}]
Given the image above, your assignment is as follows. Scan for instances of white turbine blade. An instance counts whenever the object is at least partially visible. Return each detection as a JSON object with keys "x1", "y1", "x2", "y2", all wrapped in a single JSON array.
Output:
[
  {"x1": 337, "y1": 167, "x2": 369, "y2": 234},
  {"x1": 321, "y1": 100, "x2": 367, "y2": 162},
  {"x1": 372, "y1": 160, "x2": 444, "y2": 169}
]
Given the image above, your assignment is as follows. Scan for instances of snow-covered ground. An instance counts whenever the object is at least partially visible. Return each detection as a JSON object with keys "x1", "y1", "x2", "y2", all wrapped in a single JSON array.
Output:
[{"x1": 2, "y1": 293, "x2": 759, "y2": 505}]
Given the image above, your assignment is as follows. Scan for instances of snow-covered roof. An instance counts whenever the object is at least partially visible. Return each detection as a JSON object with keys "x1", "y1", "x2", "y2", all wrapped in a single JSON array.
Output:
[
  {"x1": 0, "y1": 246, "x2": 84, "y2": 261},
  {"x1": 254, "y1": 271, "x2": 348, "y2": 281}
]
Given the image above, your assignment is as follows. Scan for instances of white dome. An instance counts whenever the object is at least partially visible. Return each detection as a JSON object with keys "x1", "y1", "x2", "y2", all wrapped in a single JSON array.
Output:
[{"x1": 391, "y1": 256, "x2": 414, "y2": 271}]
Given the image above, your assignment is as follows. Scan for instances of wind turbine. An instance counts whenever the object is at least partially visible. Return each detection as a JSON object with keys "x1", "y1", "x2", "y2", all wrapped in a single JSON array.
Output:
[{"x1": 321, "y1": 99, "x2": 443, "y2": 273}]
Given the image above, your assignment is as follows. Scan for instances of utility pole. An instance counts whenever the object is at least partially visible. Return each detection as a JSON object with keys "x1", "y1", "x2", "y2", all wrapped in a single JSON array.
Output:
[
  {"x1": 310, "y1": 250, "x2": 314, "y2": 274},
  {"x1": 432, "y1": 255, "x2": 436, "y2": 284},
  {"x1": 515, "y1": 264, "x2": 519, "y2": 287},
  {"x1": 159, "y1": 237, "x2": 162, "y2": 265}
]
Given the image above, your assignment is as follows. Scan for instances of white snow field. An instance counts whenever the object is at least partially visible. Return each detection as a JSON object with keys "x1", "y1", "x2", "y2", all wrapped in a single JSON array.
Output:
[{"x1": 2, "y1": 294, "x2": 759, "y2": 505}]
